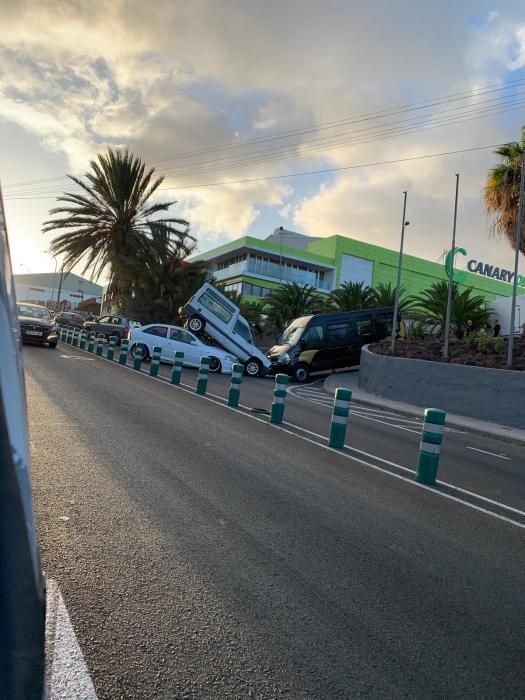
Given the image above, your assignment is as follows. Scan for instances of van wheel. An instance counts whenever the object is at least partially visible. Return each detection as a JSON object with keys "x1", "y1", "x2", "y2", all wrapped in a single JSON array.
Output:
[
  {"x1": 292, "y1": 363, "x2": 310, "y2": 383},
  {"x1": 187, "y1": 315, "x2": 205, "y2": 334},
  {"x1": 245, "y1": 358, "x2": 262, "y2": 377},
  {"x1": 209, "y1": 357, "x2": 222, "y2": 373}
]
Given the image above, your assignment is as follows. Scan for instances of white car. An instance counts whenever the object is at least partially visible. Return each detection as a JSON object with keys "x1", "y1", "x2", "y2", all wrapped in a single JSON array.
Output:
[{"x1": 129, "y1": 323, "x2": 237, "y2": 374}]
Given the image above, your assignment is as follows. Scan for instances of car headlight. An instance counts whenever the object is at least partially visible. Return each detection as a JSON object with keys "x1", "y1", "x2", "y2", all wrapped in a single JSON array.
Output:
[{"x1": 277, "y1": 352, "x2": 291, "y2": 364}]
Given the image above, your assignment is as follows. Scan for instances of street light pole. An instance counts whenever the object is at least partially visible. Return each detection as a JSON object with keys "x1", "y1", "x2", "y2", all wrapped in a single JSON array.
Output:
[
  {"x1": 391, "y1": 191, "x2": 409, "y2": 354},
  {"x1": 443, "y1": 173, "x2": 460, "y2": 360},
  {"x1": 507, "y1": 151, "x2": 525, "y2": 368}
]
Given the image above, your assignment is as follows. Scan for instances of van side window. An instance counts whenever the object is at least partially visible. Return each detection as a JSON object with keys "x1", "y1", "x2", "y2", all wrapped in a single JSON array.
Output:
[
  {"x1": 302, "y1": 325, "x2": 324, "y2": 348},
  {"x1": 198, "y1": 291, "x2": 233, "y2": 324},
  {"x1": 356, "y1": 318, "x2": 373, "y2": 335},
  {"x1": 233, "y1": 320, "x2": 252, "y2": 343},
  {"x1": 326, "y1": 322, "x2": 352, "y2": 345}
]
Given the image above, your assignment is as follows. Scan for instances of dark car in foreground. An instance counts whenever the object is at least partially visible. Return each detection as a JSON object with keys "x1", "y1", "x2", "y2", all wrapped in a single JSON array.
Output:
[
  {"x1": 83, "y1": 315, "x2": 141, "y2": 344},
  {"x1": 17, "y1": 302, "x2": 58, "y2": 348}
]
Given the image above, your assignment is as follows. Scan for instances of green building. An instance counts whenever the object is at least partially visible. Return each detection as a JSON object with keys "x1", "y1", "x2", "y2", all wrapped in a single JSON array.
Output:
[{"x1": 192, "y1": 228, "x2": 524, "y2": 302}]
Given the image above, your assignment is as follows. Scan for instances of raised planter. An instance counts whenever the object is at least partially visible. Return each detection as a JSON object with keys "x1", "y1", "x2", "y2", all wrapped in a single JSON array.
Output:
[{"x1": 359, "y1": 345, "x2": 525, "y2": 429}]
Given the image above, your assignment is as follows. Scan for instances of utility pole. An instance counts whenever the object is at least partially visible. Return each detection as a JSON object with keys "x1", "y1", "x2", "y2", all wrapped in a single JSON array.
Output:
[
  {"x1": 391, "y1": 191, "x2": 409, "y2": 353},
  {"x1": 443, "y1": 173, "x2": 460, "y2": 360},
  {"x1": 507, "y1": 151, "x2": 525, "y2": 368}
]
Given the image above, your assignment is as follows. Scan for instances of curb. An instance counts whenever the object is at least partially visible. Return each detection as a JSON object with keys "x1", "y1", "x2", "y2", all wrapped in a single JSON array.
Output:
[{"x1": 322, "y1": 373, "x2": 525, "y2": 446}]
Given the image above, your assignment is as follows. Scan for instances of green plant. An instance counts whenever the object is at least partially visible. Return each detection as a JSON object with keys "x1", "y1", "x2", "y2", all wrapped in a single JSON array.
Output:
[
  {"x1": 371, "y1": 282, "x2": 408, "y2": 310},
  {"x1": 407, "y1": 281, "x2": 491, "y2": 337},
  {"x1": 494, "y1": 336, "x2": 505, "y2": 354},
  {"x1": 408, "y1": 321, "x2": 425, "y2": 339},
  {"x1": 483, "y1": 127, "x2": 525, "y2": 256},
  {"x1": 329, "y1": 281, "x2": 374, "y2": 312},
  {"x1": 265, "y1": 283, "x2": 328, "y2": 330},
  {"x1": 44, "y1": 147, "x2": 191, "y2": 310}
]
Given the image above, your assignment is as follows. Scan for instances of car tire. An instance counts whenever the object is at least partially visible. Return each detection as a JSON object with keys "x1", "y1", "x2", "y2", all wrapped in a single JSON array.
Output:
[
  {"x1": 113, "y1": 333, "x2": 122, "y2": 346},
  {"x1": 244, "y1": 358, "x2": 262, "y2": 377},
  {"x1": 209, "y1": 357, "x2": 222, "y2": 373},
  {"x1": 291, "y1": 362, "x2": 310, "y2": 383},
  {"x1": 131, "y1": 343, "x2": 150, "y2": 361},
  {"x1": 187, "y1": 315, "x2": 205, "y2": 334},
  {"x1": 48, "y1": 341, "x2": 57, "y2": 349}
]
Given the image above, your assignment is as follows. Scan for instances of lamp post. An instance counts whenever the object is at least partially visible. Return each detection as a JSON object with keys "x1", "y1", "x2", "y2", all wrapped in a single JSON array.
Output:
[
  {"x1": 443, "y1": 174, "x2": 460, "y2": 360},
  {"x1": 391, "y1": 191, "x2": 409, "y2": 354},
  {"x1": 507, "y1": 150, "x2": 525, "y2": 368}
]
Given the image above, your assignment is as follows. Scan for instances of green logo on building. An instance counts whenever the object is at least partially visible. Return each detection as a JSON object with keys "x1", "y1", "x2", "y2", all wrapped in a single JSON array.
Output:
[{"x1": 444, "y1": 247, "x2": 468, "y2": 283}]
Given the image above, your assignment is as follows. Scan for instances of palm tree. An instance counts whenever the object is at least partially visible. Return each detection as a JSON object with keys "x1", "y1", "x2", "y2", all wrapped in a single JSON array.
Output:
[
  {"x1": 408, "y1": 281, "x2": 490, "y2": 338},
  {"x1": 43, "y1": 147, "x2": 192, "y2": 309},
  {"x1": 483, "y1": 128, "x2": 525, "y2": 255},
  {"x1": 265, "y1": 283, "x2": 326, "y2": 330},
  {"x1": 370, "y1": 282, "x2": 407, "y2": 309},
  {"x1": 132, "y1": 222, "x2": 206, "y2": 322},
  {"x1": 329, "y1": 281, "x2": 374, "y2": 311}
]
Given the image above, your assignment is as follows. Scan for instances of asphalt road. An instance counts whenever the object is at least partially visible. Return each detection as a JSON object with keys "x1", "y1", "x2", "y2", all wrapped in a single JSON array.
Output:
[{"x1": 26, "y1": 343, "x2": 525, "y2": 698}]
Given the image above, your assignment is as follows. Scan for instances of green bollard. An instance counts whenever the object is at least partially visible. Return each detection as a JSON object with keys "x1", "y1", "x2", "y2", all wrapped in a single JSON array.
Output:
[
  {"x1": 228, "y1": 363, "x2": 244, "y2": 408},
  {"x1": 133, "y1": 343, "x2": 143, "y2": 371},
  {"x1": 59, "y1": 326, "x2": 66, "y2": 342},
  {"x1": 96, "y1": 333, "x2": 104, "y2": 356},
  {"x1": 416, "y1": 408, "x2": 446, "y2": 485},
  {"x1": 66, "y1": 326, "x2": 73, "y2": 344},
  {"x1": 72, "y1": 328, "x2": 79, "y2": 347},
  {"x1": 270, "y1": 373, "x2": 289, "y2": 424},
  {"x1": 107, "y1": 335, "x2": 117, "y2": 361},
  {"x1": 150, "y1": 346, "x2": 162, "y2": 377},
  {"x1": 328, "y1": 388, "x2": 352, "y2": 448},
  {"x1": 79, "y1": 330, "x2": 87, "y2": 350},
  {"x1": 88, "y1": 332, "x2": 95, "y2": 353},
  {"x1": 196, "y1": 356, "x2": 211, "y2": 395},
  {"x1": 119, "y1": 339, "x2": 129, "y2": 365},
  {"x1": 171, "y1": 351, "x2": 184, "y2": 385}
]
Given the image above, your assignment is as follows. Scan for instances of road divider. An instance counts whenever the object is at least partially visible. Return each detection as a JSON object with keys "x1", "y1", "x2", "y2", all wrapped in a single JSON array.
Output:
[
  {"x1": 150, "y1": 346, "x2": 162, "y2": 377},
  {"x1": 72, "y1": 328, "x2": 80, "y2": 347},
  {"x1": 196, "y1": 356, "x2": 211, "y2": 395},
  {"x1": 107, "y1": 335, "x2": 117, "y2": 361},
  {"x1": 270, "y1": 373, "x2": 289, "y2": 424},
  {"x1": 228, "y1": 363, "x2": 244, "y2": 408},
  {"x1": 416, "y1": 408, "x2": 446, "y2": 485},
  {"x1": 88, "y1": 332, "x2": 95, "y2": 353},
  {"x1": 66, "y1": 327, "x2": 73, "y2": 344},
  {"x1": 119, "y1": 339, "x2": 129, "y2": 365},
  {"x1": 96, "y1": 334, "x2": 104, "y2": 357},
  {"x1": 79, "y1": 330, "x2": 87, "y2": 350},
  {"x1": 329, "y1": 388, "x2": 352, "y2": 449},
  {"x1": 133, "y1": 344, "x2": 143, "y2": 371},
  {"x1": 171, "y1": 351, "x2": 184, "y2": 385}
]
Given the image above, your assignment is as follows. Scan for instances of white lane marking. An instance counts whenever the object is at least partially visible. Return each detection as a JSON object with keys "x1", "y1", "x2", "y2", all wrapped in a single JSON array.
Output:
[
  {"x1": 280, "y1": 423, "x2": 525, "y2": 519},
  {"x1": 58, "y1": 341, "x2": 525, "y2": 528},
  {"x1": 467, "y1": 446, "x2": 511, "y2": 460},
  {"x1": 60, "y1": 355, "x2": 95, "y2": 361},
  {"x1": 46, "y1": 578, "x2": 97, "y2": 699}
]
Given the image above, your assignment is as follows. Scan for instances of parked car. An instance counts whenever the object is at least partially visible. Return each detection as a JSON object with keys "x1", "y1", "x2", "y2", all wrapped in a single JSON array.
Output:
[
  {"x1": 55, "y1": 311, "x2": 85, "y2": 328},
  {"x1": 129, "y1": 323, "x2": 237, "y2": 374},
  {"x1": 180, "y1": 283, "x2": 270, "y2": 377},
  {"x1": 266, "y1": 307, "x2": 404, "y2": 382},
  {"x1": 83, "y1": 315, "x2": 141, "y2": 344},
  {"x1": 16, "y1": 302, "x2": 58, "y2": 348}
]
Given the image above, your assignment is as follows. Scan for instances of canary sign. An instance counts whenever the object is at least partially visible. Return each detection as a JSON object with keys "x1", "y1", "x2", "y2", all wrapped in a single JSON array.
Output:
[{"x1": 466, "y1": 259, "x2": 525, "y2": 287}]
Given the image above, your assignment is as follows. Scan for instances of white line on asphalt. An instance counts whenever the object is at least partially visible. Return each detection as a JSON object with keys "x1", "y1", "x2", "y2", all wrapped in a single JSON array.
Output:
[
  {"x1": 466, "y1": 446, "x2": 511, "y2": 460},
  {"x1": 45, "y1": 578, "x2": 97, "y2": 699},
  {"x1": 59, "y1": 342, "x2": 525, "y2": 529}
]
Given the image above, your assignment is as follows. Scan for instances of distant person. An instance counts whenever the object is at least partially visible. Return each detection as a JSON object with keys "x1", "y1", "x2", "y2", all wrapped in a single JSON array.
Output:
[
  {"x1": 466, "y1": 319, "x2": 474, "y2": 335},
  {"x1": 493, "y1": 320, "x2": 501, "y2": 337}
]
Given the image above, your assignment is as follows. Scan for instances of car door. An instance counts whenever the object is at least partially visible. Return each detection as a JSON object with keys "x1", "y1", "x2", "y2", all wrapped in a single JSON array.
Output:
[
  {"x1": 320, "y1": 320, "x2": 357, "y2": 370},
  {"x1": 91, "y1": 315, "x2": 111, "y2": 336},
  {"x1": 140, "y1": 325, "x2": 169, "y2": 357},
  {"x1": 167, "y1": 328, "x2": 201, "y2": 365}
]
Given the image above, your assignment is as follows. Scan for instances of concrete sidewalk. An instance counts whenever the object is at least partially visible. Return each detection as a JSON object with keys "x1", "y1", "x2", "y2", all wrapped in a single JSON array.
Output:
[{"x1": 323, "y1": 370, "x2": 525, "y2": 446}]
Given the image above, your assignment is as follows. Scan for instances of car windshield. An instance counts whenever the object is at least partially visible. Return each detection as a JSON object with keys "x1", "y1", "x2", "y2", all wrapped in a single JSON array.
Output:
[
  {"x1": 17, "y1": 304, "x2": 51, "y2": 320},
  {"x1": 279, "y1": 317, "x2": 310, "y2": 345}
]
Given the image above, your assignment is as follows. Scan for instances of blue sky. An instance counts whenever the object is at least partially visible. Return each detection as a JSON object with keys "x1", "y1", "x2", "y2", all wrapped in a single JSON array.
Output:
[{"x1": 1, "y1": 0, "x2": 525, "y2": 279}]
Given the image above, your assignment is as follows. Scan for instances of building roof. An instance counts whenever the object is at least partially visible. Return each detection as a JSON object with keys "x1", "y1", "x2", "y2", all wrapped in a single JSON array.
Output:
[{"x1": 13, "y1": 272, "x2": 103, "y2": 296}]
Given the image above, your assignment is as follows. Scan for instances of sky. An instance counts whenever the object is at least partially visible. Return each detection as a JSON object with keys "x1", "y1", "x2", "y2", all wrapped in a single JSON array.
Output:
[{"x1": 1, "y1": 0, "x2": 525, "y2": 281}]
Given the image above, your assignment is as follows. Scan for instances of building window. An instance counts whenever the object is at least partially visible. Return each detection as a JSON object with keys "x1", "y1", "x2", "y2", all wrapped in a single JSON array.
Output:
[{"x1": 339, "y1": 254, "x2": 374, "y2": 287}]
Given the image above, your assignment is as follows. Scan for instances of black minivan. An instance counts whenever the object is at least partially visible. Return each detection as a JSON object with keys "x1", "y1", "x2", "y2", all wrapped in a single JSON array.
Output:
[{"x1": 266, "y1": 307, "x2": 403, "y2": 382}]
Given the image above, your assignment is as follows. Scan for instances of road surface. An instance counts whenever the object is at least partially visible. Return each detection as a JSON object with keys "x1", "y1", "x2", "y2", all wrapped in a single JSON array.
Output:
[{"x1": 26, "y1": 343, "x2": 525, "y2": 698}]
